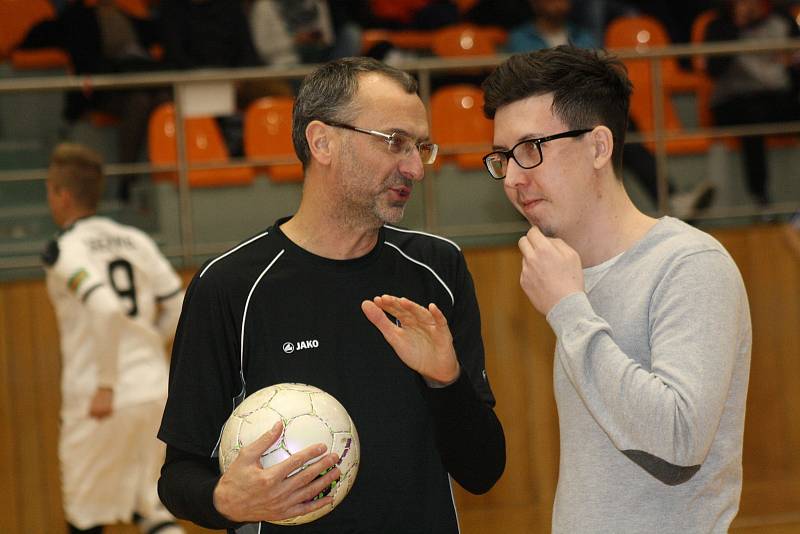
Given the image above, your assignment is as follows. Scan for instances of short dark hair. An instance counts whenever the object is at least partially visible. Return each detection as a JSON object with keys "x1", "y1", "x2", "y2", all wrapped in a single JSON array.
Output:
[
  {"x1": 49, "y1": 142, "x2": 105, "y2": 210},
  {"x1": 292, "y1": 57, "x2": 419, "y2": 167},
  {"x1": 482, "y1": 46, "x2": 632, "y2": 173}
]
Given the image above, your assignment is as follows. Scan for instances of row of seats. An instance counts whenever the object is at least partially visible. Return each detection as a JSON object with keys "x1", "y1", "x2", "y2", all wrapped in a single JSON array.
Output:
[
  {"x1": 607, "y1": 10, "x2": 800, "y2": 154},
  {"x1": 148, "y1": 10, "x2": 800, "y2": 189},
  {"x1": 147, "y1": 84, "x2": 494, "y2": 187},
  {"x1": 0, "y1": 0, "x2": 156, "y2": 70},
  {"x1": 0, "y1": 1, "x2": 496, "y2": 71},
  {"x1": 4, "y1": 3, "x2": 797, "y2": 187}
]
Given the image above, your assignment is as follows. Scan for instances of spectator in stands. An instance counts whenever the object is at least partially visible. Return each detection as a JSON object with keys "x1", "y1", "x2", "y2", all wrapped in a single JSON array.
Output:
[
  {"x1": 159, "y1": 0, "x2": 264, "y2": 157},
  {"x1": 505, "y1": 0, "x2": 598, "y2": 51},
  {"x1": 20, "y1": 0, "x2": 167, "y2": 201},
  {"x1": 366, "y1": 0, "x2": 460, "y2": 30},
  {"x1": 505, "y1": 0, "x2": 715, "y2": 219},
  {"x1": 249, "y1": 0, "x2": 336, "y2": 66},
  {"x1": 463, "y1": 0, "x2": 534, "y2": 29},
  {"x1": 704, "y1": 0, "x2": 800, "y2": 206},
  {"x1": 158, "y1": 0, "x2": 261, "y2": 70}
]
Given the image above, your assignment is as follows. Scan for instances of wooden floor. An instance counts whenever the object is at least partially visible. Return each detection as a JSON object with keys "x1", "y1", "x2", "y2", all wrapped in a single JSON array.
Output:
[{"x1": 98, "y1": 510, "x2": 800, "y2": 534}]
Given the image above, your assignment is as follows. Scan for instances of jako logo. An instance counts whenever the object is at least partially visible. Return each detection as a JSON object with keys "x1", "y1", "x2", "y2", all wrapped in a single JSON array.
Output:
[{"x1": 282, "y1": 339, "x2": 319, "y2": 354}]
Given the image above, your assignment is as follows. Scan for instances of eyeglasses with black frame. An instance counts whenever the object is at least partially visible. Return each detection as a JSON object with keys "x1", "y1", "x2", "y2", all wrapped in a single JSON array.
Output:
[
  {"x1": 482, "y1": 128, "x2": 593, "y2": 180},
  {"x1": 325, "y1": 121, "x2": 439, "y2": 164}
]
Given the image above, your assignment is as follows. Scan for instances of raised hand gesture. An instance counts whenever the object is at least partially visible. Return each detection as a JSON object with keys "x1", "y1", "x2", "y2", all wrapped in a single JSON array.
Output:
[{"x1": 361, "y1": 295, "x2": 460, "y2": 386}]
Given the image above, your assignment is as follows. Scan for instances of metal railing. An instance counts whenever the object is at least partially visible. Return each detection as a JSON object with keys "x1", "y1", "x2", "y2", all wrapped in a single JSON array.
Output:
[{"x1": 2, "y1": 38, "x2": 800, "y2": 272}]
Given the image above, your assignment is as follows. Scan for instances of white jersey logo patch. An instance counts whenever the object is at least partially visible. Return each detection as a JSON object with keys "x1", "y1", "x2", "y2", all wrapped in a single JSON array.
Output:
[{"x1": 282, "y1": 339, "x2": 319, "y2": 354}]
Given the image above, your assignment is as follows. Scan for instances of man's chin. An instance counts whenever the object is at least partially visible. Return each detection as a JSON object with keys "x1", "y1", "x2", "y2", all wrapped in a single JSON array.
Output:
[{"x1": 379, "y1": 205, "x2": 406, "y2": 225}]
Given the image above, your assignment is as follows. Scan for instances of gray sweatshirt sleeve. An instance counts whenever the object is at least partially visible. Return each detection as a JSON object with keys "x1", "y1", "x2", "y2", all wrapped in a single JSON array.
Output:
[{"x1": 546, "y1": 249, "x2": 748, "y2": 482}]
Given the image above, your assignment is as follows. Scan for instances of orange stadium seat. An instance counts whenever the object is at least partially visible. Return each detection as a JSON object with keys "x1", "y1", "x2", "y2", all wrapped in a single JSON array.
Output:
[
  {"x1": 430, "y1": 84, "x2": 493, "y2": 170},
  {"x1": 82, "y1": 0, "x2": 152, "y2": 18},
  {"x1": 690, "y1": 8, "x2": 719, "y2": 74},
  {"x1": 148, "y1": 103, "x2": 254, "y2": 187},
  {"x1": 0, "y1": 0, "x2": 54, "y2": 57},
  {"x1": 244, "y1": 97, "x2": 304, "y2": 183},
  {"x1": 454, "y1": 0, "x2": 479, "y2": 13},
  {"x1": 605, "y1": 15, "x2": 711, "y2": 154},
  {"x1": 431, "y1": 24, "x2": 506, "y2": 57}
]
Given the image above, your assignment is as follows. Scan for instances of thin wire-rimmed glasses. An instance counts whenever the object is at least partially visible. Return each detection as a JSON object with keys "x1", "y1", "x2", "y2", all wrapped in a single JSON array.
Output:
[
  {"x1": 325, "y1": 121, "x2": 439, "y2": 164},
  {"x1": 482, "y1": 129, "x2": 593, "y2": 180}
]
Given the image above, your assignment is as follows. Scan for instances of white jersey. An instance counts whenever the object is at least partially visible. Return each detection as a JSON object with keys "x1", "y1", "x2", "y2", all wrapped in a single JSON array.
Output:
[{"x1": 44, "y1": 216, "x2": 182, "y2": 418}]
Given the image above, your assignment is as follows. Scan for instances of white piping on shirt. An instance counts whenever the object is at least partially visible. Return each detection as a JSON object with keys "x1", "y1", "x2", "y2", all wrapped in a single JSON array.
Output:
[
  {"x1": 199, "y1": 230, "x2": 270, "y2": 278},
  {"x1": 240, "y1": 249, "x2": 285, "y2": 372},
  {"x1": 383, "y1": 224, "x2": 461, "y2": 251},
  {"x1": 448, "y1": 475, "x2": 462, "y2": 534},
  {"x1": 383, "y1": 241, "x2": 455, "y2": 306}
]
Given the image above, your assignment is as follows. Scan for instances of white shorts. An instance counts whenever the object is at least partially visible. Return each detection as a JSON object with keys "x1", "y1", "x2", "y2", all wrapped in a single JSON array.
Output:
[{"x1": 59, "y1": 399, "x2": 175, "y2": 529}]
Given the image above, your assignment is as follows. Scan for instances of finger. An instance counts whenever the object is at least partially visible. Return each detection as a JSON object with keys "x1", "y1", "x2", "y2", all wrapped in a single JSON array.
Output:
[
  {"x1": 276, "y1": 442, "x2": 329, "y2": 479},
  {"x1": 518, "y1": 234, "x2": 535, "y2": 258},
  {"x1": 371, "y1": 295, "x2": 409, "y2": 318},
  {"x1": 361, "y1": 299, "x2": 397, "y2": 334},
  {"x1": 427, "y1": 302, "x2": 448, "y2": 327},
  {"x1": 368, "y1": 295, "x2": 420, "y2": 328},
  {"x1": 395, "y1": 297, "x2": 437, "y2": 325},
  {"x1": 294, "y1": 465, "x2": 341, "y2": 504},
  {"x1": 239, "y1": 420, "x2": 283, "y2": 462},
  {"x1": 526, "y1": 225, "x2": 550, "y2": 248},
  {"x1": 287, "y1": 453, "x2": 339, "y2": 488},
  {"x1": 278, "y1": 494, "x2": 335, "y2": 522}
]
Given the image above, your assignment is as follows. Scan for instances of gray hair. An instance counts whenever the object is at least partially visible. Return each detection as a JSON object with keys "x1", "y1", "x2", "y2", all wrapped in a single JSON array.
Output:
[{"x1": 292, "y1": 57, "x2": 418, "y2": 167}]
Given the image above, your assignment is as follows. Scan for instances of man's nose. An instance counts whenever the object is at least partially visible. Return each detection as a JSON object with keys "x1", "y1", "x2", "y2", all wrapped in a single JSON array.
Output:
[
  {"x1": 398, "y1": 149, "x2": 425, "y2": 182},
  {"x1": 503, "y1": 157, "x2": 530, "y2": 189}
]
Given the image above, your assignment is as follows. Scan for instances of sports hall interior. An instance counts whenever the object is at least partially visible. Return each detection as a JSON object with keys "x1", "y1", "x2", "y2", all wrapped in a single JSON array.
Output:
[{"x1": 0, "y1": 1, "x2": 799, "y2": 532}]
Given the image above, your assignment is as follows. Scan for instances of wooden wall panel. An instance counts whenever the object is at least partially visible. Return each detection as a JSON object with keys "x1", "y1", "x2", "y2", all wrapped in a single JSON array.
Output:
[
  {"x1": 1, "y1": 224, "x2": 798, "y2": 533},
  {"x1": 0, "y1": 287, "x2": 20, "y2": 533}
]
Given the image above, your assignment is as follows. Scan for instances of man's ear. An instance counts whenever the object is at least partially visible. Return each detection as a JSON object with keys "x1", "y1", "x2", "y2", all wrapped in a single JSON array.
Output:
[
  {"x1": 306, "y1": 120, "x2": 332, "y2": 165},
  {"x1": 591, "y1": 125, "x2": 614, "y2": 170}
]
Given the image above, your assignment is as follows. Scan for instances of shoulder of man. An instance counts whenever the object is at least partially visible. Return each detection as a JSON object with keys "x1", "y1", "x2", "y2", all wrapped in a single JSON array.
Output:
[
  {"x1": 193, "y1": 228, "x2": 279, "y2": 285},
  {"x1": 382, "y1": 224, "x2": 462, "y2": 258},
  {"x1": 40, "y1": 218, "x2": 87, "y2": 267}
]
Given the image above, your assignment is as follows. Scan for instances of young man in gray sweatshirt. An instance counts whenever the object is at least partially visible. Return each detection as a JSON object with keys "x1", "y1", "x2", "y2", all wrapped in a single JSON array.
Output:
[{"x1": 481, "y1": 46, "x2": 752, "y2": 533}]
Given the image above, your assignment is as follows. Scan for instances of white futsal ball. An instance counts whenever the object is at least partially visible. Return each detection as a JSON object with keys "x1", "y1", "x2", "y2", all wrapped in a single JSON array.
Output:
[{"x1": 218, "y1": 383, "x2": 360, "y2": 525}]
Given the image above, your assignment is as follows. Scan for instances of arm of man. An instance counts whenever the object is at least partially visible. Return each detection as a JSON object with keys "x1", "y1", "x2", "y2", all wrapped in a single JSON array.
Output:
[
  {"x1": 140, "y1": 234, "x2": 184, "y2": 344},
  {"x1": 545, "y1": 248, "x2": 748, "y2": 483},
  {"x1": 48, "y1": 236, "x2": 127, "y2": 419},
  {"x1": 83, "y1": 284, "x2": 126, "y2": 418},
  {"x1": 519, "y1": 226, "x2": 749, "y2": 483},
  {"x1": 155, "y1": 288, "x2": 184, "y2": 345},
  {"x1": 362, "y1": 292, "x2": 505, "y2": 494}
]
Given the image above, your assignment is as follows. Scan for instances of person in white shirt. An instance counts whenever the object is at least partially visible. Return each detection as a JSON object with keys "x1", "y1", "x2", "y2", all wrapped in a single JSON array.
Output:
[{"x1": 42, "y1": 142, "x2": 185, "y2": 534}]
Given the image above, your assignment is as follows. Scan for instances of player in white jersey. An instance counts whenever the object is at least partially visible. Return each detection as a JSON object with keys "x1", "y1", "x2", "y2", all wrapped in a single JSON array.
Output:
[{"x1": 42, "y1": 143, "x2": 185, "y2": 534}]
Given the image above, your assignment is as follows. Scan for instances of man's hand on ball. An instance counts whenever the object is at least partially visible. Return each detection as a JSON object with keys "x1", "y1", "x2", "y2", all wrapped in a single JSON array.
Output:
[
  {"x1": 213, "y1": 421, "x2": 341, "y2": 523},
  {"x1": 362, "y1": 295, "x2": 460, "y2": 386}
]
